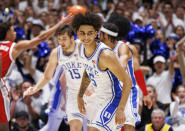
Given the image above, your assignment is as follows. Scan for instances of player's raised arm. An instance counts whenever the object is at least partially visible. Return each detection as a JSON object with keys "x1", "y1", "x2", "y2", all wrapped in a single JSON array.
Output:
[
  {"x1": 23, "y1": 48, "x2": 58, "y2": 97},
  {"x1": 99, "y1": 49, "x2": 132, "y2": 124},
  {"x1": 12, "y1": 14, "x2": 74, "y2": 60}
]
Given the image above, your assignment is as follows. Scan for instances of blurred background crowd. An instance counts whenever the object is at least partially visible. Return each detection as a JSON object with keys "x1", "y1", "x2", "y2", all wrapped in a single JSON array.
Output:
[{"x1": 1, "y1": 0, "x2": 185, "y2": 130}]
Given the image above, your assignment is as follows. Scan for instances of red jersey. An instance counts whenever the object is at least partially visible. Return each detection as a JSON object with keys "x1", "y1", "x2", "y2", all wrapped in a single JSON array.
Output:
[{"x1": 0, "y1": 41, "x2": 15, "y2": 78}]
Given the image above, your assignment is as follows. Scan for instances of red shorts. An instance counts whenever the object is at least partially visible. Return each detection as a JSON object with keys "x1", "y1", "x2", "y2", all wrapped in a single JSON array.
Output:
[{"x1": 0, "y1": 80, "x2": 10, "y2": 123}]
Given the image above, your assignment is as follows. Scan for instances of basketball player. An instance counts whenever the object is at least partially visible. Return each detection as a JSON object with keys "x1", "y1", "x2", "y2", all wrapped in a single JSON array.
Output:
[
  {"x1": 99, "y1": 23, "x2": 141, "y2": 131},
  {"x1": 0, "y1": 14, "x2": 73, "y2": 131},
  {"x1": 108, "y1": 13, "x2": 152, "y2": 109},
  {"x1": 72, "y1": 12, "x2": 132, "y2": 131},
  {"x1": 107, "y1": 14, "x2": 152, "y2": 130},
  {"x1": 23, "y1": 25, "x2": 94, "y2": 131}
]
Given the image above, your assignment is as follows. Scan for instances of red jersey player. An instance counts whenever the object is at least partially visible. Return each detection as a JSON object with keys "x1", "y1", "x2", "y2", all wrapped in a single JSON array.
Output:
[{"x1": 0, "y1": 14, "x2": 73, "y2": 131}]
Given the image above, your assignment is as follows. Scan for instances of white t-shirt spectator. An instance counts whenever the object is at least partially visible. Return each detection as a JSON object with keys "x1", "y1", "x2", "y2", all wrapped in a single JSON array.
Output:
[{"x1": 147, "y1": 70, "x2": 173, "y2": 104}]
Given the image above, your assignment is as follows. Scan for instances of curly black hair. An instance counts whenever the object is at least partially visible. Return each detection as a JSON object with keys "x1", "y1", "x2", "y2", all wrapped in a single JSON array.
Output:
[
  {"x1": 108, "y1": 13, "x2": 130, "y2": 40},
  {"x1": 0, "y1": 22, "x2": 12, "y2": 41},
  {"x1": 72, "y1": 12, "x2": 103, "y2": 32}
]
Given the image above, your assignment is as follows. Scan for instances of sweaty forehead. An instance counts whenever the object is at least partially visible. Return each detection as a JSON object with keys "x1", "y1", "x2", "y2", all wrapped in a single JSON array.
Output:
[{"x1": 78, "y1": 25, "x2": 95, "y2": 32}]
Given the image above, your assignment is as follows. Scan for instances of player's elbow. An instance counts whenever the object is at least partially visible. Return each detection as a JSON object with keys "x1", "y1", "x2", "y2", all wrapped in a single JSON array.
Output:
[
  {"x1": 43, "y1": 74, "x2": 51, "y2": 82},
  {"x1": 127, "y1": 76, "x2": 133, "y2": 89}
]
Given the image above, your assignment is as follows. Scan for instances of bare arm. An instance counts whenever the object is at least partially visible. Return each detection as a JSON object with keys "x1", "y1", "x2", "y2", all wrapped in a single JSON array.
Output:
[
  {"x1": 177, "y1": 39, "x2": 185, "y2": 85},
  {"x1": 169, "y1": 58, "x2": 175, "y2": 76},
  {"x1": 77, "y1": 70, "x2": 91, "y2": 114},
  {"x1": 78, "y1": 70, "x2": 91, "y2": 97},
  {"x1": 24, "y1": 96, "x2": 39, "y2": 120},
  {"x1": 99, "y1": 50, "x2": 132, "y2": 123},
  {"x1": 119, "y1": 45, "x2": 151, "y2": 110},
  {"x1": 118, "y1": 44, "x2": 130, "y2": 70},
  {"x1": 129, "y1": 44, "x2": 152, "y2": 109},
  {"x1": 23, "y1": 48, "x2": 58, "y2": 97},
  {"x1": 177, "y1": 36, "x2": 185, "y2": 75},
  {"x1": 59, "y1": 72, "x2": 67, "y2": 110},
  {"x1": 177, "y1": 50, "x2": 185, "y2": 84},
  {"x1": 10, "y1": 88, "x2": 20, "y2": 119},
  {"x1": 12, "y1": 14, "x2": 74, "y2": 60}
]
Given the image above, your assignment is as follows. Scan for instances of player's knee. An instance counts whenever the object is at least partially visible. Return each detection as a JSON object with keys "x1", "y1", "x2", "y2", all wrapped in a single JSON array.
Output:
[
  {"x1": 69, "y1": 120, "x2": 82, "y2": 131},
  {"x1": 88, "y1": 127, "x2": 99, "y2": 131},
  {"x1": 70, "y1": 125, "x2": 81, "y2": 131},
  {"x1": 124, "y1": 124, "x2": 135, "y2": 131}
]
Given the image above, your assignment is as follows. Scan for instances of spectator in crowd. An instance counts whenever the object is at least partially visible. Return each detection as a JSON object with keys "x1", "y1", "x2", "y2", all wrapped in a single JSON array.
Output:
[
  {"x1": 174, "y1": 25, "x2": 185, "y2": 40},
  {"x1": 49, "y1": 9, "x2": 59, "y2": 24},
  {"x1": 39, "y1": 12, "x2": 49, "y2": 29},
  {"x1": 24, "y1": 6, "x2": 34, "y2": 19},
  {"x1": 12, "y1": 111, "x2": 37, "y2": 131},
  {"x1": 174, "y1": 5, "x2": 185, "y2": 24},
  {"x1": 32, "y1": 0, "x2": 48, "y2": 15},
  {"x1": 16, "y1": 51, "x2": 35, "y2": 83},
  {"x1": 159, "y1": 1, "x2": 174, "y2": 37},
  {"x1": 170, "y1": 85, "x2": 185, "y2": 131},
  {"x1": 137, "y1": 85, "x2": 165, "y2": 129},
  {"x1": 133, "y1": 13, "x2": 144, "y2": 27},
  {"x1": 149, "y1": 29, "x2": 169, "y2": 62},
  {"x1": 10, "y1": 80, "x2": 43, "y2": 129},
  {"x1": 166, "y1": 33, "x2": 179, "y2": 60},
  {"x1": 147, "y1": 55, "x2": 174, "y2": 107},
  {"x1": 31, "y1": 19, "x2": 44, "y2": 38},
  {"x1": 138, "y1": 109, "x2": 173, "y2": 131}
]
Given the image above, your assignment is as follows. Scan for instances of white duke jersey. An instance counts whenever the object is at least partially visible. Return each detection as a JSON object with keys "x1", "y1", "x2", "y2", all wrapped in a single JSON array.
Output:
[
  {"x1": 56, "y1": 41, "x2": 85, "y2": 121},
  {"x1": 79, "y1": 42, "x2": 122, "y2": 126},
  {"x1": 49, "y1": 41, "x2": 84, "y2": 109},
  {"x1": 113, "y1": 41, "x2": 137, "y2": 87},
  {"x1": 48, "y1": 46, "x2": 64, "y2": 112},
  {"x1": 113, "y1": 40, "x2": 140, "y2": 127},
  {"x1": 57, "y1": 41, "x2": 84, "y2": 93}
]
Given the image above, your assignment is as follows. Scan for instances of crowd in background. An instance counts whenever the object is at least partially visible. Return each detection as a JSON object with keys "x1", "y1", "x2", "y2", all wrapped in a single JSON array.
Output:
[{"x1": 1, "y1": 0, "x2": 185, "y2": 130}]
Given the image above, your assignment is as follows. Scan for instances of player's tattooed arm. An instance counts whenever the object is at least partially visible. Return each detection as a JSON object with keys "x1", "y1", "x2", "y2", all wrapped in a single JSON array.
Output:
[
  {"x1": 78, "y1": 70, "x2": 90, "y2": 114},
  {"x1": 78, "y1": 70, "x2": 91, "y2": 97}
]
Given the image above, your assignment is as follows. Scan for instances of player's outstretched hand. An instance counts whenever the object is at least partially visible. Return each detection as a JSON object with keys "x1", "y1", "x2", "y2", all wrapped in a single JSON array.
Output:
[
  {"x1": 115, "y1": 107, "x2": 126, "y2": 125},
  {"x1": 23, "y1": 86, "x2": 38, "y2": 98},
  {"x1": 77, "y1": 95, "x2": 86, "y2": 115},
  {"x1": 61, "y1": 13, "x2": 74, "y2": 25},
  {"x1": 143, "y1": 95, "x2": 152, "y2": 109}
]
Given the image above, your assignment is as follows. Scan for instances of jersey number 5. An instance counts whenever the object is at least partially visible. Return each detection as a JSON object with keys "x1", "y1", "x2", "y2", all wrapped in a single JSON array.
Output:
[{"x1": 89, "y1": 73, "x2": 97, "y2": 87}]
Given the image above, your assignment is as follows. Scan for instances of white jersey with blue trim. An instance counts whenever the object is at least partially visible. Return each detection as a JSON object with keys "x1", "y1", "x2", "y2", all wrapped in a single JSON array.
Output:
[
  {"x1": 48, "y1": 46, "x2": 64, "y2": 112},
  {"x1": 49, "y1": 40, "x2": 83, "y2": 110},
  {"x1": 57, "y1": 40, "x2": 84, "y2": 93},
  {"x1": 113, "y1": 41, "x2": 141, "y2": 127},
  {"x1": 79, "y1": 41, "x2": 122, "y2": 100},
  {"x1": 79, "y1": 42, "x2": 124, "y2": 128},
  {"x1": 113, "y1": 40, "x2": 137, "y2": 87}
]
